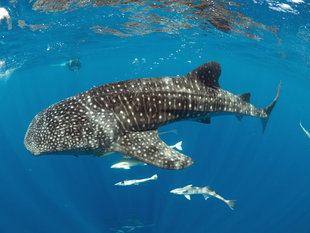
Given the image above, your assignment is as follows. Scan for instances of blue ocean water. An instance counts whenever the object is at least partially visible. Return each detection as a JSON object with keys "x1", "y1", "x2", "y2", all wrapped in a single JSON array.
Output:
[{"x1": 1, "y1": 1, "x2": 310, "y2": 233}]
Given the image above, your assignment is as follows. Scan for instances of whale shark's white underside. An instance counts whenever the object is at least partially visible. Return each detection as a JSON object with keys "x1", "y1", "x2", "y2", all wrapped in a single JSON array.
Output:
[{"x1": 24, "y1": 62, "x2": 281, "y2": 170}]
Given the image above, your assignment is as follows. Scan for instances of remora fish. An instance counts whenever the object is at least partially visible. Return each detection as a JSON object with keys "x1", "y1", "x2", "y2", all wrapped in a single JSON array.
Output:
[
  {"x1": 111, "y1": 141, "x2": 183, "y2": 169},
  {"x1": 115, "y1": 174, "x2": 158, "y2": 186},
  {"x1": 299, "y1": 122, "x2": 310, "y2": 139},
  {"x1": 111, "y1": 157, "x2": 147, "y2": 170},
  {"x1": 170, "y1": 184, "x2": 236, "y2": 210},
  {"x1": 24, "y1": 61, "x2": 281, "y2": 170}
]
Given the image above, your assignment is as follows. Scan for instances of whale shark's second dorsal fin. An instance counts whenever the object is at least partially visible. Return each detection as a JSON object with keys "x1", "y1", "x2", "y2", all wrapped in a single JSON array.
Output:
[
  {"x1": 238, "y1": 93, "x2": 251, "y2": 103},
  {"x1": 236, "y1": 93, "x2": 251, "y2": 121},
  {"x1": 186, "y1": 61, "x2": 221, "y2": 88}
]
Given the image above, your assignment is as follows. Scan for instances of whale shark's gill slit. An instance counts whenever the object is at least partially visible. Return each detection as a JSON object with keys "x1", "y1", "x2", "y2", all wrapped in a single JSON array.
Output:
[{"x1": 117, "y1": 94, "x2": 135, "y2": 129}]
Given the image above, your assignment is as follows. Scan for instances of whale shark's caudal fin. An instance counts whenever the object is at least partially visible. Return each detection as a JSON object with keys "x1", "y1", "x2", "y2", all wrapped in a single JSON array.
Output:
[{"x1": 261, "y1": 81, "x2": 282, "y2": 132}]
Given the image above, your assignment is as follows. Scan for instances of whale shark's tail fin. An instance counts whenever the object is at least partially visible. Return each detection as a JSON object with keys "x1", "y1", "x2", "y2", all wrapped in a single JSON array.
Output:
[{"x1": 261, "y1": 81, "x2": 282, "y2": 132}]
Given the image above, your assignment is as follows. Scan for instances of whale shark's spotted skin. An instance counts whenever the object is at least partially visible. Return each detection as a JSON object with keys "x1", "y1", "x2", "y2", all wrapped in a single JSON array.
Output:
[{"x1": 24, "y1": 62, "x2": 281, "y2": 170}]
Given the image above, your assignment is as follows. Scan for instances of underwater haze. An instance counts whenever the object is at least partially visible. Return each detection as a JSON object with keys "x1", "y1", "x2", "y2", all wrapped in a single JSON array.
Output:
[{"x1": 1, "y1": 0, "x2": 310, "y2": 233}]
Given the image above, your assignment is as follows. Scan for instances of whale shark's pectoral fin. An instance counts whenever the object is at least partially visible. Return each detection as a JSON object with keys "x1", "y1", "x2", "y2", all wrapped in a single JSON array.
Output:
[{"x1": 111, "y1": 130, "x2": 194, "y2": 170}]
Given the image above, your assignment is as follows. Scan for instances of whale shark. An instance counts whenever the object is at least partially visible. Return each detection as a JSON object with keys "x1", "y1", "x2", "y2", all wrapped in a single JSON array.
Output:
[{"x1": 24, "y1": 61, "x2": 281, "y2": 170}]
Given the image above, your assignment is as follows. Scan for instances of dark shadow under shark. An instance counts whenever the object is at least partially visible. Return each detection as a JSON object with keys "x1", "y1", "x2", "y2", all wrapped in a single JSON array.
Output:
[{"x1": 24, "y1": 62, "x2": 281, "y2": 170}]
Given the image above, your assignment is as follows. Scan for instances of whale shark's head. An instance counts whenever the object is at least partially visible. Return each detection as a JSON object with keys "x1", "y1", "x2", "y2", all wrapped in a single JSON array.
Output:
[
  {"x1": 24, "y1": 98, "x2": 94, "y2": 156},
  {"x1": 24, "y1": 112, "x2": 44, "y2": 155},
  {"x1": 24, "y1": 106, "x2": 79, "y2": 156},
  {"x1": 24, "y1": 96, "x2": 118, "y2": 156}
]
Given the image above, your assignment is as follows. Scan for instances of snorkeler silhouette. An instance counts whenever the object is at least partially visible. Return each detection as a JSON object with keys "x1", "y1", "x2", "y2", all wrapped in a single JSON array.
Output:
[{"x1": 66, "y1": 58, "x2": 81, "y2": 72}]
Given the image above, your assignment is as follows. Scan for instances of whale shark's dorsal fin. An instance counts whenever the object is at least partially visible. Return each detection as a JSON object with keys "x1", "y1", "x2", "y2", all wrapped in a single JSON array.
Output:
[
  {"x1": 111, "y1": 130, "x2": 194, "y2": 170},
  {"x1": 186, "y1": 61, "x2": 221, "y2": 88}
]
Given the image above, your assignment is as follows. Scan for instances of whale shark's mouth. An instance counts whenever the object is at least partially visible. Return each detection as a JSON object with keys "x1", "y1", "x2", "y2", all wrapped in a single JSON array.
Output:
[
  {"x1": 24, "y1": 131, "x2": 41, "y2": 156},
  {"x1": 24, "y1": 115, "x2": 42, "y2": 156}
]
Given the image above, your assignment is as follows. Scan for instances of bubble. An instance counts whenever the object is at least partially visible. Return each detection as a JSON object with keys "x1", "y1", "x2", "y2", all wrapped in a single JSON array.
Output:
[
  {"x1": 0, "y1": 7, "x2": 12, "y2": 30},
  {"x1": 297, "y1": 24, "x2": 310, "y2": 42},
  {"x1": 0, "y1": 60, "x2": 16, "y2": 80}
]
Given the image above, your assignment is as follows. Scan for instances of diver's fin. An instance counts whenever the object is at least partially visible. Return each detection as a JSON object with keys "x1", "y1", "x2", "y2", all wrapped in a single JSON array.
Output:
[
  {"x1": 261, "y1": 81, "x2": 281, "y2": 132},
  {"x1": 111, "y1": 130, "x2": 193, "y2": 170}
]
